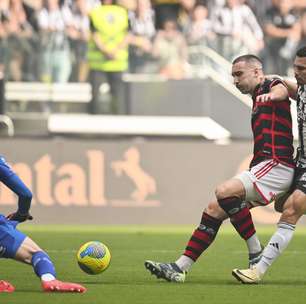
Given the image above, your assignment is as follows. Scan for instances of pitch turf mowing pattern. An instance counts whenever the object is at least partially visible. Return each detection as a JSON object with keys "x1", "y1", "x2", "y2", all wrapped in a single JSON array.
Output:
[{"x1": 1, "y1": 225, "x2": 306, "y2": 304}]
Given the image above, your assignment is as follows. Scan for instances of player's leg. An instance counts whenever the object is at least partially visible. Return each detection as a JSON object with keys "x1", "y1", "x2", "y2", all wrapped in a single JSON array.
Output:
[
  {"x1": 0, "y1": 217, "x2": 86, "y2": 293},
  {"x1": 232, "y1": 164, "x2": 298, "y2": 284},
  {"x1": 233, "y1": 189, "x2": 306, "y2": 284},
  {"x1": 216, "y1": 177, "x2": 263, "y2": 265},
  {"x1": 0, "y1": 215, "x2": 26, "y2": 292},
  {"x1": 224, "y1": 160, "x2": 294, "y2": 268},
  {"x1": 14, "y1": 237, "x2": 87, "y2": 293},
  {"x1": 145, "y1": 201, "x2": 226, "y2": 282},
  {"x1": 145, "y1": 180, "x2": 234, "y2": 283},
  {"x1": 256, "y1": 191, "x2": 305, "y2": 275},
  {"x1": 144, "y1": 163, "x2": 277, "y2": 282}
]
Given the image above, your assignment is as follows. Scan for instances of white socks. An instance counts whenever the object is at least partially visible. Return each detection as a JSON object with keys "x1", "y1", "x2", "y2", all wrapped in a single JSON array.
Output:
[
  {"x1": 41, "y1": 273, "x2": 56, "y2": 282},
  {"x1": 246, "y1": 234, "x2": 262, "y2": 254},
  {"x1": 256, "y1": 222, "x2": 295, "y2": 276},
  {"x1": 175, "y1": 255, "x2": 194, "y2": 272}
]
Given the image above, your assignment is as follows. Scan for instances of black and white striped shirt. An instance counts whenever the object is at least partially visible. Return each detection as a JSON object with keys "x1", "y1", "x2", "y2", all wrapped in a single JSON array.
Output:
[{"x1": 296, "y1": 85, "x2": 306, "y2": 168}]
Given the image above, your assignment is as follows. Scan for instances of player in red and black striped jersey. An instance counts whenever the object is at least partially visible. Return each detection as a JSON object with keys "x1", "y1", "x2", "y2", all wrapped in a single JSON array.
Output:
[
  {"x1": 145, "y1": 54, "x2": 295, "y2": 283},
  {"x1": 232, "y1": 46, "x2": 306, "y2": 284},
  {"x1": 250, "y1": 77, "x2": 294, "y2": 169}
]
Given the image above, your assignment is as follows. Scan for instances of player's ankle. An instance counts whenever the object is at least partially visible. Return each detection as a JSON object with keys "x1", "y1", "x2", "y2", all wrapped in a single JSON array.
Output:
[{"x1": 41, "y1": 274, "x2": 56, "y2": 282}]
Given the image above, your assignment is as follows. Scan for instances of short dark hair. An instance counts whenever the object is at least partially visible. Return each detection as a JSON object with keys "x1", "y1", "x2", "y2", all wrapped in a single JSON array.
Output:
[
  {"x1": 232, "y1": 54, "x2": 263, "y2": 66},
  {"x1": 296, "y1": 46, "x2": 306, "y2": 58}
]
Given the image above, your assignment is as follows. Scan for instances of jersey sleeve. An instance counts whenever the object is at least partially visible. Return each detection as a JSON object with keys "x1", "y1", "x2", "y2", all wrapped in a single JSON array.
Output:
[{"x1": 268, "y1": 78, "x2": 287, "y2": 90}]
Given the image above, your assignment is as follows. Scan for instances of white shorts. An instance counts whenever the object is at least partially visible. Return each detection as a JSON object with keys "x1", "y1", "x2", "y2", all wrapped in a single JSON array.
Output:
[{"x1": 235, "y1": 159, "x2": 294, "y2": 205}]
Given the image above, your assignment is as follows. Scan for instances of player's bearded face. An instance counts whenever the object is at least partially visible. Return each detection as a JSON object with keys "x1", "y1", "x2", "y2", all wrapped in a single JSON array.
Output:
[
  {"x1": 294, "y1": 56, "x2": 306, "y2": 85},
  {"x1": 232, "y1": 62, "x2": 255, "y2": 94}
]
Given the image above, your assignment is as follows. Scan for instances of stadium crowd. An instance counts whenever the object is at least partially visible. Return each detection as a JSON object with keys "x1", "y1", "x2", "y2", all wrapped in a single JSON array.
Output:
[{"x1": 1, "y1": 0, "x2": 306, "y2": 82}]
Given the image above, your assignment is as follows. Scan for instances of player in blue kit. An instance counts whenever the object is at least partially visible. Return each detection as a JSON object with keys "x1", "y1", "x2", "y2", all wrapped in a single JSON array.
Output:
[{"x1": 0, "y1": 155, "x2": 86, "y2": 293}]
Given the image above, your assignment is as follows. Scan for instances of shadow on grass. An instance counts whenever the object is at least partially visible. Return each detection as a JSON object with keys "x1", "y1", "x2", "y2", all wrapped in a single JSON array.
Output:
[{"x1": 78, "y1": 277, "x2": 306, "y2": 287}]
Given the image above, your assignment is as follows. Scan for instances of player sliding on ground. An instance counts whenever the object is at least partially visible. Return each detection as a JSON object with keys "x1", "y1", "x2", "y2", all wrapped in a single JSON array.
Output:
[
  {"x1": 144, "y1": 54, "x2": 295, "y2": 283},
  {"x1": 0, "y1": 155, "x2": 86, "y2": 293},
  {"x1": 232, "y1": 46, "x2": 306, "y2": 284}
]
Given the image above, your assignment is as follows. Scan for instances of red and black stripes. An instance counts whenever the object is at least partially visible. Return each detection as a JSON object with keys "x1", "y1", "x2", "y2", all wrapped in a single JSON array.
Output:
[
  {"x1": 250, "y1": 78, "x2": 294, "y2": 168},
  {"x1": 218, "y1": 197, "x2": 256, "y2": 240},
  {"x1": 183, "y1": 212, "x2": 222, "y2": 261}
]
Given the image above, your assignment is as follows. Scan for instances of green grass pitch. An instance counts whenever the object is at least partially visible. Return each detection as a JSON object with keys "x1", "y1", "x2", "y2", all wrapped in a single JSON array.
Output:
[{"x1": 1, "y1": 225, "x2": 306, "y2": 304}]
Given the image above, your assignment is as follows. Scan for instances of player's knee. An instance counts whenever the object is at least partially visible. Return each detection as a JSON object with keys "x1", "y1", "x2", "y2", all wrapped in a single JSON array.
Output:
[
  {"x1": 205, "y1": 201, "x2": 224, "y2": 219},
  {"x1": 21, "y1": 250, "x2": 35, "y2": 264},
  {"x1": 23, "y1": 248, "x2": 44, "y2": 264},
  {"x1": 215, "y1": 184, "x2": 230, "y2": 200},
  {"x1": 16, "y1": 238, "x2": 43, "y2": 264}
]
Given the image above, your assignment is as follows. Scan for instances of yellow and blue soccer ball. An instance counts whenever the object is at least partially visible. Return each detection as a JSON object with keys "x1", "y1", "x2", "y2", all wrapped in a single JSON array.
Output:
[{"x1": 77, "y1": 241, "x2": 111, "y2": 275}]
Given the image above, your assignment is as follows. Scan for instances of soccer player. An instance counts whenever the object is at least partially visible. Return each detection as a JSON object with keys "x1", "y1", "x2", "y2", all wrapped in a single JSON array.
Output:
[
  {"x1": 144, "y1": 54, "x2": 295, "y2": 283},
  {"x1": 0, "y1": 155, "x2": 86, "y2": 293},
  {"x1": 232, "y1": 46, "x2": 306, "y2": 284}
]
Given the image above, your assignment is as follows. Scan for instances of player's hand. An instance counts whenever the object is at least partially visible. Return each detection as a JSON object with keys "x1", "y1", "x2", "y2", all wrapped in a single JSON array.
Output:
[
  {"x1": 256, "y1": 93, "x2": 272, "y2": 103},
  {"x1": 6, "y1": 212, "x2": 33, "y2": 223}
]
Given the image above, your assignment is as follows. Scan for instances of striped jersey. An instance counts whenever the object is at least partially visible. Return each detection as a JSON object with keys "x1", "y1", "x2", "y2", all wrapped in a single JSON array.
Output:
[
  {"x1": 296, "y1": 84, "x2": 306, "y2": 168},
  {"x1": 250, "y1": 78, "x2": 294, "y2": 168}
]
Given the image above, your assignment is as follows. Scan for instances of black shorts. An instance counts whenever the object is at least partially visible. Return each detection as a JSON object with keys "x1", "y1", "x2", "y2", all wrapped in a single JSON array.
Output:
[
  {"x1": 292, "y1": 166, "x2": 306, "y2": 194},
  {"x1": 274, "y1": 166, "x2": 306, "y2": 212}
]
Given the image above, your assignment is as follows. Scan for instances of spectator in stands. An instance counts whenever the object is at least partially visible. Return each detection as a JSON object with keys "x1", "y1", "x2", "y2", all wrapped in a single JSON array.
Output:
[
  {"x1": 19, "y1": 0, "x2": 41, "y2": 81},
  {"x1": 211, "y1": 0, "x2": 264, "y2": 61},
  {"x1": 88, "y1": 0, "x2": 129, "y2": 114},
  {"x1": 263, "y1": 0, "x2": 300, "y2": 75},
  {"x1": 69, "y1": 0, "x2": 90, "y2": 82},
  {"x1": 0, "y1": 1, "x2": 9, "y2": 78},
  {"x1": 291, "y1": 0, "x2": 306, "y2": 10},
  {"x1": 0, "y1": 1, "x2": 7, "y2": 114},
  {"x1": 177, "y1": 0, "x2": 196, "y2": 33},
  {"x1": 4, "y1": 0, "x2": 35, "y2": 81},
  {"x1": 66, "y1": 0, "x2": 100, "y2": 11},
  {"x1": 152, "y1": 0, "x2": 180, "y2": 30},
  {"x1": 129, "y1": 0, "x2": 156, "y2": 73},
  {"x1": 184, "y1": 3, "x2": 215, "y2": 46},
  {"x1": 297, "y1": 9, "x2": 306, "y2": 49},
  {"x1": 118, "y1": 0, "x2": 137, "y2": 11},
  {"x1": 152, "y1": 18, "x2": 188, "y2": 79},
  {"x1": 245, "y1": 0, "x2": 272, "y2": 25},
  {"x1": 37, "y1": 0, "x2": 73, "y2": 83}
]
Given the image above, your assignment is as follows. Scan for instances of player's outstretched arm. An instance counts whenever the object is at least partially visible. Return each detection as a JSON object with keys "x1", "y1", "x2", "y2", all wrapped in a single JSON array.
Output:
[
  {"x1": 265, "y1": 75, "x2": 298, "y2": 100},
  {"x1": 256, "y1": 83, "x2": 289, "y2": 103}
]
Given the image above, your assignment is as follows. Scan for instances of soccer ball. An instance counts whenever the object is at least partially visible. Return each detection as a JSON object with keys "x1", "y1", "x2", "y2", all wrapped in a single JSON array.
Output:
[{"x1": 77, "y1": 241, "x2": 111, "y2": 275}]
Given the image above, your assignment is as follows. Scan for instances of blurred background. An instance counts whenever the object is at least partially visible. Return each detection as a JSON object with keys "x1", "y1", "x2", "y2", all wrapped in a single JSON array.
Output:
[{"x1": 0, "y1": 0, "x2": 304, "y2": 225}]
